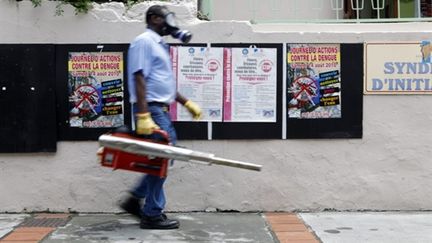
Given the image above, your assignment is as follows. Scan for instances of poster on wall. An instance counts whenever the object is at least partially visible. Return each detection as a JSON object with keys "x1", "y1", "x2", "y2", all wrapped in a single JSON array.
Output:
[
  {"x1": 286, "y1": 44, "x2": 342, "y2": 119},
  {"x1": 364, "y1": 42, "x2": 432, "y2": 94},
  {"x1": 68, "y1": 52, "x2": 124, "y2": 128},
  {"x1": 224, "y1": 47, "x2": 277, "y2": 122},
  {"x1": 171, "y1": 46, "x2": 224, "y2": 121}
]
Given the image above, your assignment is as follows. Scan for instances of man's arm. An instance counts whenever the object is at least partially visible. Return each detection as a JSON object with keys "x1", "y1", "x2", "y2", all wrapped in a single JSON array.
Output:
[
  {"x1": 176, "y1": 92, "x2": 202, "y2": 120},
  {"x1": 175, "y1": 92, "x2": 187, "y2": 105},
  {"x1": 135, "y1": 72, "x2": 149, "y2": 113},
  {"x1": 134, "y1": 71, "x2": 159, "y2": 134}
]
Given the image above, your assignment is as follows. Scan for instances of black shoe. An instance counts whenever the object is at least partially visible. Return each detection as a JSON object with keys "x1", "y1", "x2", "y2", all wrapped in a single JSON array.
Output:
[
  {"x1": 119, "y1": 194, "x2": 141, "y2": 219},
  {"x1": 140, "y1": 214, "x2": 180, "y2": 230}
]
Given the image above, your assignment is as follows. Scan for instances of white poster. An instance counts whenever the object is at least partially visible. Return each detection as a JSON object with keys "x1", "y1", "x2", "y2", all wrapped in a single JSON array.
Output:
[
  {"x1": 224, "y1": 47, "x2": 277, "y2": 122},
  {"x1": 171, "y1": 46, "x2": 224, "y2": 121}
]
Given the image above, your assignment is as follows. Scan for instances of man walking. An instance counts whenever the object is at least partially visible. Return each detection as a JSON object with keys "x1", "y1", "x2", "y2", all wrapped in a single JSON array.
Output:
[{"x1": 121, "y1": 5, "x2": 202, "y2": 230}]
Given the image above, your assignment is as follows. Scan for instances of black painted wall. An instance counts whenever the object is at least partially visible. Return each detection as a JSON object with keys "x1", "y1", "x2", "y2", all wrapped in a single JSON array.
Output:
[
  {"x1": 0, "y1": 45, "x2": 57, "y2": 152},
  {"x1": 0, "y1": 43, "x2": 363, "y2": 153}
]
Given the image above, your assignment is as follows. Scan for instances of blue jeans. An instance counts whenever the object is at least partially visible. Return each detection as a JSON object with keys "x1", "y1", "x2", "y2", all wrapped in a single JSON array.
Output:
[{"x1": 131, "y1": 103, "x2": 177, "y2": 217}]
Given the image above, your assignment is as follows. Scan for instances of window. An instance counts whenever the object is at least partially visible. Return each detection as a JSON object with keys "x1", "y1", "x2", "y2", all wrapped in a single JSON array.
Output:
[
  {"x1": 198, "y1": 0, "x2": 432, "y2": 23},
  {"x1": 421, "y1": 0, "x2": 432, "y2": 17}
]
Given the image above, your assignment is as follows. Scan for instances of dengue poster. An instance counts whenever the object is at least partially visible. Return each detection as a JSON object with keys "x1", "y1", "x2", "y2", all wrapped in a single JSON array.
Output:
[
  {"x1": 224, "y1": 47, "x2": 277, "y2": 122},
  {"x1": 68, "y1": 52, "x2": 124, "y2": 128},
  {"x1": 287, "y1": 44, "x2": 341, "y2": 119},
  {"x1": 171, "y1": 46, "x2": 224, "y2": 121}
]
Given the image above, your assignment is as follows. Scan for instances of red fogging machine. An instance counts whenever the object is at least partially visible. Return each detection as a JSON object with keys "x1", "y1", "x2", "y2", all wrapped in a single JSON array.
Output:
[{"x1": 97, "y1": 128, "x2": 262, "y2": 178}]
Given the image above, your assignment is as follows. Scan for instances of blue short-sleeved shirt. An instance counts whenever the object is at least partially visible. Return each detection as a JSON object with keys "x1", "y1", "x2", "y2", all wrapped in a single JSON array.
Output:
[{"x1": 127, "y1": 29, "x2": 176, "y2": 104}]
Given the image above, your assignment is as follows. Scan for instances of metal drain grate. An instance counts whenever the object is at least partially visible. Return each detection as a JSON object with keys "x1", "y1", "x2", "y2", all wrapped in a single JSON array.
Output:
[{"x1": 19, "y1": 217, "x2": 70, "y2": 227}]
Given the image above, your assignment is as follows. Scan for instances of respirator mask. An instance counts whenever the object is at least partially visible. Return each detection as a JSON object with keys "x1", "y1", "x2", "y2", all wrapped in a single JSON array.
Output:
[{"x1": 159, "y1": 8, "x2": 192, "y2": 43}]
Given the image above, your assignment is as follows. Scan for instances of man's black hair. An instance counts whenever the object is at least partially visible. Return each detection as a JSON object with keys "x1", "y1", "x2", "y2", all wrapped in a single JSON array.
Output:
[{"x1": 146, "y1": 5, "x2": 169, "y2": 23}]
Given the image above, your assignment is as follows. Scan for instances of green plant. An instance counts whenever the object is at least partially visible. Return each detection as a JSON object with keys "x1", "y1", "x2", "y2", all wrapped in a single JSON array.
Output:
[
  {"x1": 197, "y1": 10, "x2": 210, "y2": 21},
  {"x1": 26, "y1": 0, "x2": 150, "y2": 15},
  {"x1": 29, "y1": 0, "x2": 42, "y2": 6},
  {"x1": 25, "y1": 0, "x2": 197, "y2": 18}
]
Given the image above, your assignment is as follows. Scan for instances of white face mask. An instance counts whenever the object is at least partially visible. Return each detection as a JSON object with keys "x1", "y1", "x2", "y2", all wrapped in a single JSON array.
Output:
[
  {"x1": 161, "y1": 11, "x2": 192, "y2": 43},
  {"x1": 164, "y1": 13, "x2": 178, "y2": 29}
]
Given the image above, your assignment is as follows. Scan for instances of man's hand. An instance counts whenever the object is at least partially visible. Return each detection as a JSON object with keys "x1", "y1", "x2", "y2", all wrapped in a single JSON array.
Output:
[
  {"x1": 184, "y1": 100, "x2": 202, "y2": 120},
  {"x1": 136, "y1": 112, "x2": 160, "y2": 135}
]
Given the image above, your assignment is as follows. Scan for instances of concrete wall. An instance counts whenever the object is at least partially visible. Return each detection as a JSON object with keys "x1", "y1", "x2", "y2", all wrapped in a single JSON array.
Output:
[
  {"x1": 199, "y1": 0, "x2": 338, "y2": 22},
  {"x1": 1, "y1": 0, "x2": 432, "y2": 213}
]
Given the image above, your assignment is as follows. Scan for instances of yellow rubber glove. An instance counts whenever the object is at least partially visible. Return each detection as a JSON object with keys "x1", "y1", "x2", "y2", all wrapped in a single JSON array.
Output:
[
  {"x1": 184, "y1": 100, "x2": 202, "y2": 120},
  {"x1": 136, "y1": 112, "x2": 160, "y2": 135}
]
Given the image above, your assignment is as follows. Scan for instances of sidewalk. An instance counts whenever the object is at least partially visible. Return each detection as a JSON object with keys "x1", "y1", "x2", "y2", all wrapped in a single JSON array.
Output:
[
  {"x1": 2, "y1": 212, "x2": 432, "y2": 243},
  {"x1": 0, "y1": 213, "x2": 310, "y2": 243}
]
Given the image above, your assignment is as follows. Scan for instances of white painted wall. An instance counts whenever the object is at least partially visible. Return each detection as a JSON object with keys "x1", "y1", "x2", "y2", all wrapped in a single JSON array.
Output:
[
  {"x1": 200, "y1": 0, "x2": 340, "y2": 22},
  {"x1": 1, "y1": 0, "x2": 432, "y2": 213}
]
